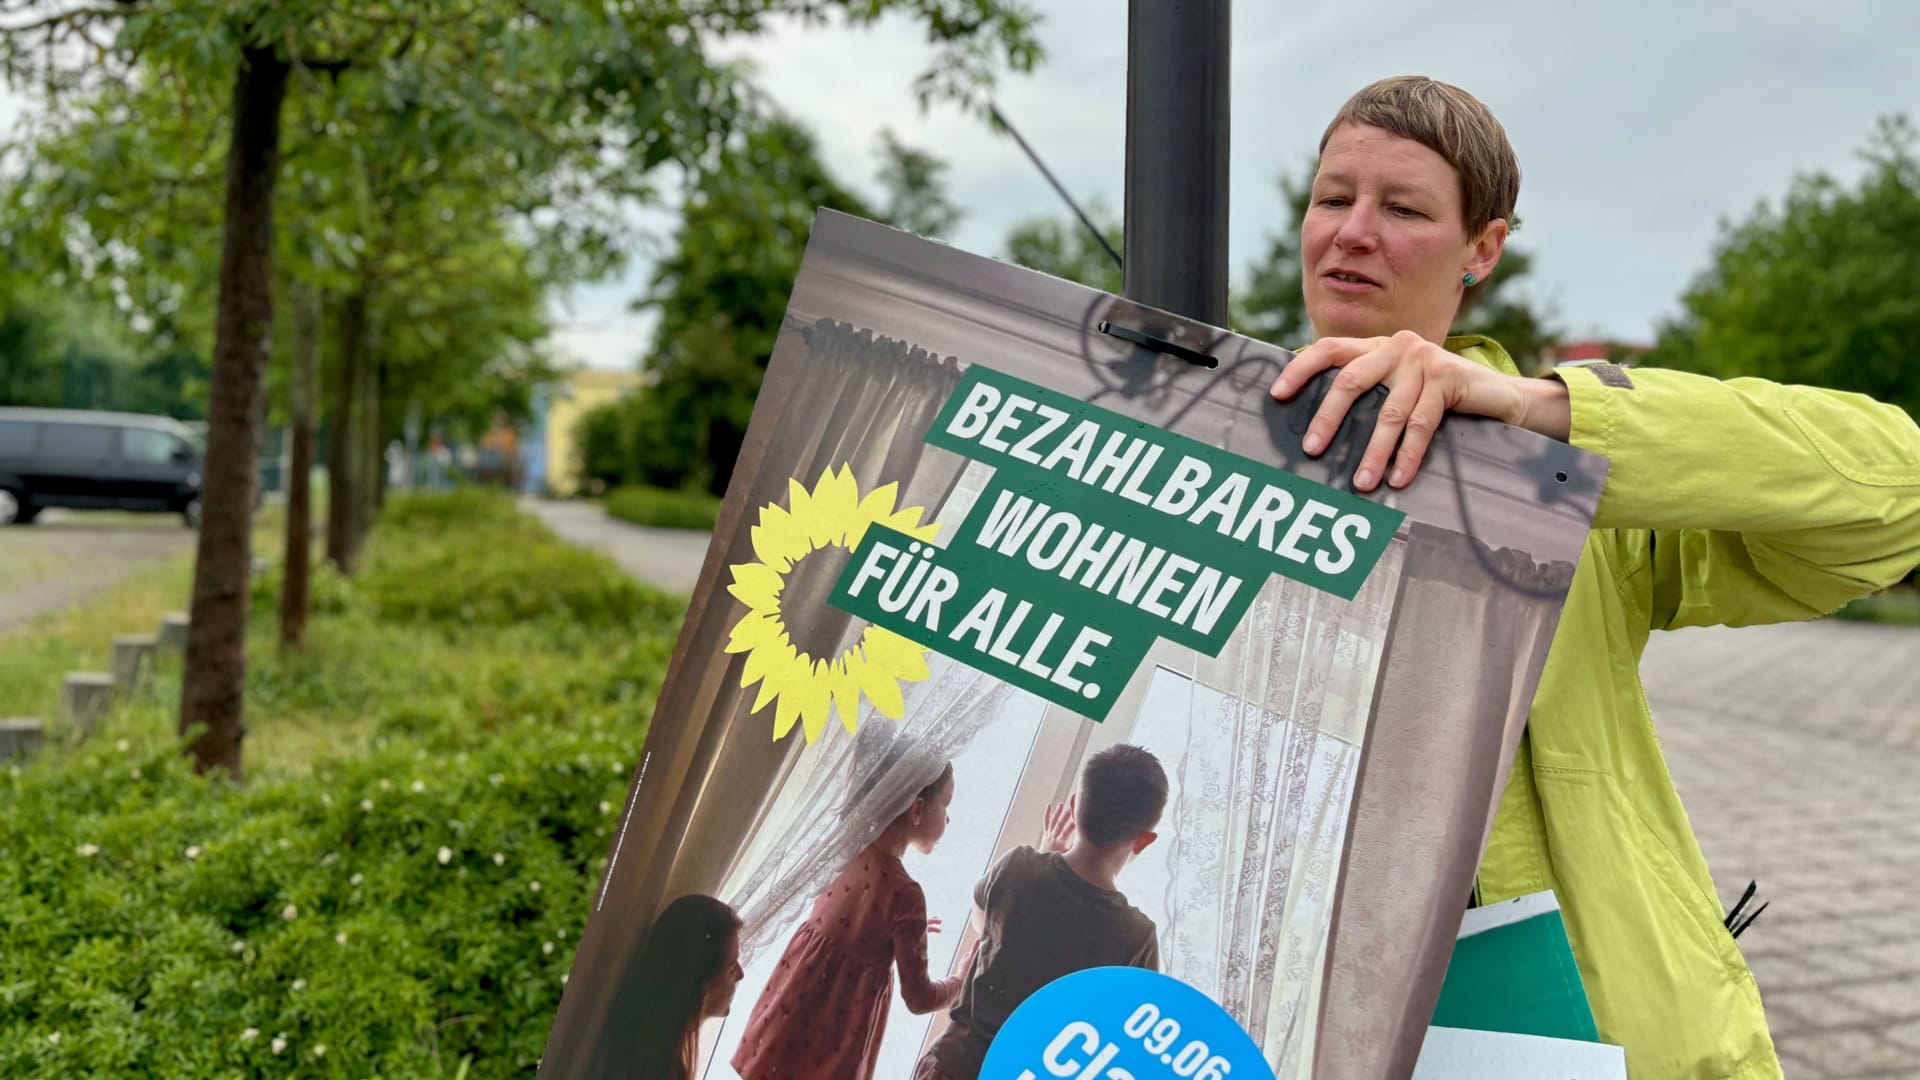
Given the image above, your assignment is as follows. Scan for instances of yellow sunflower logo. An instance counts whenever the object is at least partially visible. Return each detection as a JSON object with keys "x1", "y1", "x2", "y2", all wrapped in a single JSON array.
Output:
[{"x1": 724, "y1": 465, "x2": 940, "y2": 743}]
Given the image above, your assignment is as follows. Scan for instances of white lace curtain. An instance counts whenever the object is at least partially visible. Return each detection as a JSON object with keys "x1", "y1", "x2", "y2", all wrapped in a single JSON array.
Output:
[{"x1": 712, "y1": 531, "x2": 1408, "y2": 1075}]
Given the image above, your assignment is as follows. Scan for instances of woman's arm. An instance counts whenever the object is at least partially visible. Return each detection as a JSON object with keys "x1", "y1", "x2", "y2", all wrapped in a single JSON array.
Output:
[
  {"x1": 1274, "y1": 335, "x2": 1920, "y2": 626},
  {"x1": 1550, "y1": 364, "x2": 1920, "y2": 626}
]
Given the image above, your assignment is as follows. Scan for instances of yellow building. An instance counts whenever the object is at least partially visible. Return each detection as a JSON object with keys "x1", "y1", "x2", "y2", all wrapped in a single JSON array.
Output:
[{"x1": 533, "y1": 368, "x2": 647, "y2": 496}]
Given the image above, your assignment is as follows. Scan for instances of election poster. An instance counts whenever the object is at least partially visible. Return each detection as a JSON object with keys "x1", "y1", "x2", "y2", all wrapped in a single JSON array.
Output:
[{"x1": 537, "y1": 211, "x2": 1607, "y2": 1079}]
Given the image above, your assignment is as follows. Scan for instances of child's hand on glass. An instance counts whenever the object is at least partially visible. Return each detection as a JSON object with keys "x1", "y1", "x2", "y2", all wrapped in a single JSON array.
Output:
[{"x1": 1040, "y1": 796, "x2": 1077, "y2": 854}]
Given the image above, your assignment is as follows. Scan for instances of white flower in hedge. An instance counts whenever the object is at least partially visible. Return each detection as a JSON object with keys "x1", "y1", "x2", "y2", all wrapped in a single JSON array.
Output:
[
  {"x1": 321, "y1": 793, "x2": 332, "y2": 807},
  {"x1": 490, "y1": 773, "x2": 504, "y2": 786},
  {"x1": 493, "y1": 852, "x2": 505, "y2": 866},
  {"x1": 271, "y1": 1035, "x2": 287, "y2": 1055},
  {"x1": 350, "y1": 873, "x2": 365, "y2": 886},
  {"x1": 116, "y1": 738, "x2": 129, "y2": 752},
  {"x1": 437, "y1": 846, "x2": 453, "y2": 865},
  {"x1": 282, "y1": 904, "x2": 299, "y2": 921},
  {"x1": 379, "y1": 778, "x2": 391, "y2": 791},
  {"x1": 185, "y1": 845, "x2": 202, "y2": 860},
  {"x1": 412, "y1": 780, "x2": 426, "y2": 793},
  {"x1": 561, "y1": 972, "x2": 568, "y2": 985},
  {"x1": 314, "y1": 1044, "x2": 327, "y2": 1058},
  {"x1": 361, "y1": 798, "x2": 374, "y2": 812},
  {"x1": 240, "y1": 1028, "x2": 259, "y2": 1042},
  {"x1": 231, "y1": 940, "x2": 246, "y2": 953},
  {"x1": 130, "y1": 767, "x2": 142, "y2": 779},
  {"x1": 278, "y1": 838, "x2": 291, "y2": 849},
  {"x1": 529, "y1": 880, "x2": 542, "y2": 892},
  {"x1": 291, "y1": 979, "x2": 306, "y2": 992},
  {"x1": 611, "y1": 760, "x2": 624, "y2": 773},
  {"x1": 599, "y1": 801, "x2": 612, "y2": 815},
  {"x1": 48, "y1": 1032, "x2": 60, "y2": 1045},
  {"x1": 77, "y1": 843, "x2": 100, "y2": 857},
  {"x1": 336, "y1": 932, "x2": 349, "y2": 945}
]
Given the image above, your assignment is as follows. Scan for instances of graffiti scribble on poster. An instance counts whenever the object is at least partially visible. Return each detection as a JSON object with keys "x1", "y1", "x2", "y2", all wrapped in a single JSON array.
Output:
[{"x1": 723, "y1": 465, "x2": 939, "y2": 742}]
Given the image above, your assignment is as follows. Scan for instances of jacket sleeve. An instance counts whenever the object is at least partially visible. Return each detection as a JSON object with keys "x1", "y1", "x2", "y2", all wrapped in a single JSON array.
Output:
[{"x1": 1550, "y1": 363, "x2": 1920, "y2": 629}]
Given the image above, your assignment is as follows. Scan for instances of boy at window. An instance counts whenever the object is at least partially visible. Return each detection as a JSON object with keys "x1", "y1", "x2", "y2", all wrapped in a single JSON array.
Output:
[{"x1": 913, "y1": 744, "x2": 1168, "y2": 1080}]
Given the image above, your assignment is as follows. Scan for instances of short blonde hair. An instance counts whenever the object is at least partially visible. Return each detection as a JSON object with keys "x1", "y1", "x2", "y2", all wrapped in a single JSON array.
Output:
[{"x1": 1320, "y1": 76, "x2": 1520, "y2": 233}]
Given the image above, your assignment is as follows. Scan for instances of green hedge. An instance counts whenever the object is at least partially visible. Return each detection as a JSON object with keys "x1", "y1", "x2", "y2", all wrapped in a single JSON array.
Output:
[
  {"x1": 603, "y1": 485, "x2": 722, "y2": 532},
  {"x1": 1828, "y1": 586, "x2": 1920, "y2": 627},
  {"x1": 1, "y1": 490, "x2": 682, "y2": 1077}
]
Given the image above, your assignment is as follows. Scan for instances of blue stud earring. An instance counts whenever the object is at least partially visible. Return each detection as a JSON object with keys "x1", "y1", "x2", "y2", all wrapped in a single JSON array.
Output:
[{"x1": 1463, "y1": 272, "x2": 1479, "y2": 286}]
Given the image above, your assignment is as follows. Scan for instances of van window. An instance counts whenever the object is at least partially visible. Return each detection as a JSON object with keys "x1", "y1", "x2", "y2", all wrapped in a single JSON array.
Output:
[
  {"x1": 0, "y1": 421, "x2": 37, "y2": 456},
  {"x1": 40, "y1": 423, "x2": 117, "y2": 459},
  {"x1": 124, "y1": 427, "x2": 182, "y2": 465}
]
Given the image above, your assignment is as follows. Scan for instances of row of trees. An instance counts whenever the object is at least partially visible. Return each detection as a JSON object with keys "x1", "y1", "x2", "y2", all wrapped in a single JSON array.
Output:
[{"x1": 0, "y1": 0, "x2": 1042, "y2": 779}]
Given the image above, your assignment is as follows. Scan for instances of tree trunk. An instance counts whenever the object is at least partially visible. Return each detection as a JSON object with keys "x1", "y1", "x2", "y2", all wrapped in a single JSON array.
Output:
[
  {"x1": 280, "y1": 281, "x2": 320, "y2": 653},
  {"x1": 325, "y1": 290, "x2": 367, "y2": 573},
  {"x1": 356, "y1": 354, "x2": 382, "y2": 550},
  {"x1": 179, "y1": 47, "x2": 290, "y2": 780}
]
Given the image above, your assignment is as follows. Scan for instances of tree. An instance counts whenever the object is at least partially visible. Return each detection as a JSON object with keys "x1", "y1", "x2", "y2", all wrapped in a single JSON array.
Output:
[
  {"x1": 3, "y1": 0, "x2": 1040, "y2": 779},
  {"x1": 875, "y1": 128, "x2": 962, "y2": 239},
  {"x1": 1645, "y1": 114, "x2": 1920, "y2": 419},
  {"x1": 278, "y1": 280, "x2": 319, "y2": 653},
  {"x1": 608, "y1": 112, "x2": 928, "y2": 497},
  {"x1": 1231, "y1": 166, "x2": 1314, "y2": 346},
  {"x1": 1001, "y1": 197, "x2": 1123, "y2": 294},
  {"x1": 181, "y1": 44, "x2": 288, "y2": 779}
]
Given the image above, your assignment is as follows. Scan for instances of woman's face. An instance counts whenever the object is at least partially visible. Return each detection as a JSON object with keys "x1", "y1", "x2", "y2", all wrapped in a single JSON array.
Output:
[
  {"x1": 1301, "y1": 123, "x2": 1506, "y2": 344},
  {"x1": 702, "y1": 928, "x2": 745, "y2": 1020}
]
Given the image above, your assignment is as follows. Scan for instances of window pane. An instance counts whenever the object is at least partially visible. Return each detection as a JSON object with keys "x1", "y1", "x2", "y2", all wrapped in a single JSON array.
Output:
[
  {"x1": 124, "y1": 427, "x2": 176, "y2": 464},
  {"x1": 40, "y1": 423, "x2": 116, "y2": 458},
  {"x1": 0, "y1": 422, "x2": 36, "y2": 456}
]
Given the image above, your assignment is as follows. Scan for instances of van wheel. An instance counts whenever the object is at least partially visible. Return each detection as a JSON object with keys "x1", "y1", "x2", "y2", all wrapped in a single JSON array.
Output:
[
  {"x1": 0, "y1": 488, "x2": 32, "y2": 526},
  {"x1": 182, "y1": 497, "x2": 203, "y2": 529}
]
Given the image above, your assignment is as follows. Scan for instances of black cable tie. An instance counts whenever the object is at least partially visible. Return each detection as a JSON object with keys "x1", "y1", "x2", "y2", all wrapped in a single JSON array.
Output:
[{"x1": 1098, "y1": 320, "x2": 1219, "y2": 369}]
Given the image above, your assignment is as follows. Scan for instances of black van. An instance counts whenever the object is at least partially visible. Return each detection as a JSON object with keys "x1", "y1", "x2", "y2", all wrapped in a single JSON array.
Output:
[{"x1": 0, "y1": 408, "x2": 206, "y2": 527}]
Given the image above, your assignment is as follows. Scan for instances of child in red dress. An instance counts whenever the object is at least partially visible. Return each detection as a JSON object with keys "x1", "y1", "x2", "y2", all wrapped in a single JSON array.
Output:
[{"x1": 730, "y1": 757, "x2": 972, "y2": 1080}]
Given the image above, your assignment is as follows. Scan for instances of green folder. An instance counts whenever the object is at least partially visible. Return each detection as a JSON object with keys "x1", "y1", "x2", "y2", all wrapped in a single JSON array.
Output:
[{"x1": 1430, "y1": 890, "x2": 1600, "y2": 1043}]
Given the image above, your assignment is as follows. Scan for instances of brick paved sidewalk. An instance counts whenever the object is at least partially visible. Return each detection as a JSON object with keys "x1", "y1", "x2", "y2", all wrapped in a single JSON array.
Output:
[{"x1": 1645, "y1": 620, "x2": 1920, "y2": 1079}]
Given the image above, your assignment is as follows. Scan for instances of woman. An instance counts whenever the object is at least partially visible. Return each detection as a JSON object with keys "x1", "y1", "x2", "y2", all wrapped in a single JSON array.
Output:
[
  {"x1": 624, "y1": 894, "x2": 745, "y2": 1079},
  {"x1": 1272, "y1": 77, "x2": 1920, "y2": 1080}
]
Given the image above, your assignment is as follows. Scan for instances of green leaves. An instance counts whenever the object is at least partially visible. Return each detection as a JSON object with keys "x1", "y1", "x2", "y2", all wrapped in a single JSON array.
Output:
[
  {"x1": 1002, "y1": 198, "x2": 1124, "y2": 295},
  {"x1": 0, "y1": 492, "x2": 679, "y2": 1077},
  {"x1": 1648, "y1": 114, "x2": 1920, "y2": 420}
]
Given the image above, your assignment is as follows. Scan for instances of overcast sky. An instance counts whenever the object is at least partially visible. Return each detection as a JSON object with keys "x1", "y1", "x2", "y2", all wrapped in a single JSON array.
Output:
[{"x1": 8, "y1": 2, "x2": 1918, "y2": 370}]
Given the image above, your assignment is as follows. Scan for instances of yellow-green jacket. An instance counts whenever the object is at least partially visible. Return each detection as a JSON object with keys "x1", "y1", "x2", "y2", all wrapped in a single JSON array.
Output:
[{"x1": 1452, "y1": 336, "x2": 1920, "y2": 1079}]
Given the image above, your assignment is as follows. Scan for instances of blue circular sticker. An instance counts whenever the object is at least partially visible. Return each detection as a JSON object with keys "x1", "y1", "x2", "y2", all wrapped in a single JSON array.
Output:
[{"x1": 979, "y1": 966, "x2": 1274, "y2": 1080}]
